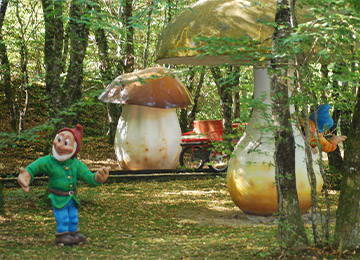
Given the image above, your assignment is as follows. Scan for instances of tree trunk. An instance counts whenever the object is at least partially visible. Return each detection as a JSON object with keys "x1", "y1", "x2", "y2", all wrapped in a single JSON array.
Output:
[
  {"x1": 328, "y1": 109, "x2": 343, "y2": 169},
  {"x1": 0, "y1": 0, "x2": 17, "y2": 132},
  {"x1": 0, "y1": 2, "x2": 7, "y2": 210},
  {"x1": 93, "y1": 0, "x2": 120, "y2": 144},
  {"x1": 178, "y1": 67, "x2": 205, "y2": 132},
  {"x1": 123, "y1": 0, "x2": 134, "y2": 73},
  {"x1": 179, "y1": 68, "x2": 196, "y2": 132},
  {"x1": 114, "y1": 1, "x2": 134, "y2": 75},
  {"x1": 63, "y1": 0, "x2": 90, "y2": 115},
  {"x1": 333, "y1": 87, "x2": 360, "y2": 252},
  {"x1": 189, "y1": 69, "x2": 205, "y2": 130},
  {"x1": 325, "y1": 62, "x2": 346, "y2": 173},
  {"x1": 41, "y1": 0, "x2": 64, "y2": 119},
  {"x1": 271, "y1": 0, "x2": 308, "y2": 249},
  {"x1": 165, "y1": 0, "x2": 174, "y2": 25},
  {"x1": 327, "y1": 108, "x2": 344, "y2": 190},
  {"x1": 15, "y1": 0, "x2": 30, "y2": 132},
  {"x1": 340, "y1": 108, "x2": 352, "y2": 150},
  {"x1": 210, "y1": 66, "x2": 234, "y2": 136},
  {"x1": 232, "y1": 67, "x2": 241, "y2": 121},
  {"x1": 62, "y1": 22, "x2": 71, "y2": 74},
  {"x1": 271, "y1": 67, "x2": 308, "y2": 249},
  {"x1": 143, "y1": 2, "x2": 154, "y2": 69},
  {"x1": 0, "y1": 182, "x2": 4, "y2": 215}
]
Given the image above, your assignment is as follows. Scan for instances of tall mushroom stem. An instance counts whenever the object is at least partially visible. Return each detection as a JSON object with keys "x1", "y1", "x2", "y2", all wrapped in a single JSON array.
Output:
[
  {"x1": 227, "y1": 67, "x2": 323, "y2": 216},
  {"x1": 154, "y1": 0, "x2": 319, "y2": 215}
]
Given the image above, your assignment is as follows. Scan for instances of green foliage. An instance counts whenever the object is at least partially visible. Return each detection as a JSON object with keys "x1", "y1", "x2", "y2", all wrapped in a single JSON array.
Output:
[
  {"x1": 0, "y1": 122, "x2": 54, "y2": 150},
  {"x1": 0, "y1": 86, "x2": 106, "y2": 150},
  {"x1": 2, "y1": 0, "x2": 359, "y2": 136},
  {"x1": 325, "y1": 165, "x2": 343, "y2": 190},
  {"x1": 189, "y1": 35, "x2": 271, "y2": 66},
  {"x1": 4, "y1": 0, "x2": 44, "y2": 79}
]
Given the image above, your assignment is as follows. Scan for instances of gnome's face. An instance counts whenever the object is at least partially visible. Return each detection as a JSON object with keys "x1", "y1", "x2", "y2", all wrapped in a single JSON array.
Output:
[{"x1": 52, "y1": 130, "x2": 77, "y2": 162}]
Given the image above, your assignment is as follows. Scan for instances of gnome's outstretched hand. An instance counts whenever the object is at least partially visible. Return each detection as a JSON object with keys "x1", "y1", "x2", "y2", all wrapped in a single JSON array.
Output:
[
  {"x1": 95, "y1": 167, "x2": 110, "y2": 183},
  {"x1": 329, "y1": 135, "x2": 347, "y2": 145},
  {"x1": 18, "y1": 167, "x2": 31, "y2": 192}
]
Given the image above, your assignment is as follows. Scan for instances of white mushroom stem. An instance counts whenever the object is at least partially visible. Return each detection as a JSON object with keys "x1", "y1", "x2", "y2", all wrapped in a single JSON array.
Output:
[
  {"x1": 115, "y1": 105, "x2": 182, "y2": 170},
  {"x1": 227, "y1": 67, "x2": 323, "y2": 216}
]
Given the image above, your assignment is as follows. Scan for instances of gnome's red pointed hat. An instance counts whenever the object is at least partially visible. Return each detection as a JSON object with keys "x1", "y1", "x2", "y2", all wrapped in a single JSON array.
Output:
[{"x1": 57, "y1": 124, "x2": 83, "y2": 157}]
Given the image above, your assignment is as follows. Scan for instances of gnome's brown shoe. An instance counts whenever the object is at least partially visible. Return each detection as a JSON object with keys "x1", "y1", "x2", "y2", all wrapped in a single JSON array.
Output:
[
  {"x1": 70, "y1": 231, "x2": 87, "y2": 244},
  {"x1": 55, "y1": 232, "x2": 78, "y2": 245}
]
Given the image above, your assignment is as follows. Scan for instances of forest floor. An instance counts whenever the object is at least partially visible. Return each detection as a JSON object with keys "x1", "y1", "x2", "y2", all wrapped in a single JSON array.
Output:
[
  {"x1": 0, "y1": 95, "x2": 355, "y2": 259},
  {"x1": 0, "y1": 128, "x2": 349, "y2": 259},
  {"x1": 0, "y1": 178, "x2": 349, "y2": 260},
  {"x1": 0, "y1": 131, "x2": 339, "y2": 228}
]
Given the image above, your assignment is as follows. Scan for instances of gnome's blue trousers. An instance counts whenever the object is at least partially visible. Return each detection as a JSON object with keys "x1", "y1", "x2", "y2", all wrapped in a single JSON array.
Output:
[{"x1": 52, "y1": 199, "x2": 79, "y2": 233}]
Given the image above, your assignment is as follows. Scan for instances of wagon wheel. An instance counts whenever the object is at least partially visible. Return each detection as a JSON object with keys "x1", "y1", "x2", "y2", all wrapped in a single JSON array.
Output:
[
  {"x1": 179, "y1": 146, "x2": 205, "y2": 170},
  {"x1": 208, "y1": 149, "x2": 229, "y2": 172}
]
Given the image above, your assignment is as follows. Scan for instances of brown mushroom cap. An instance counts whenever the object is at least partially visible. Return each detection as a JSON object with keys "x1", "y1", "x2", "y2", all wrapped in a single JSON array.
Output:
[
  {"x1": 155, "y1": 0, "x2": 312, "y2": 66},
  {"x1": 98, "y1": 67, "x2": 193, "y2": 109}
]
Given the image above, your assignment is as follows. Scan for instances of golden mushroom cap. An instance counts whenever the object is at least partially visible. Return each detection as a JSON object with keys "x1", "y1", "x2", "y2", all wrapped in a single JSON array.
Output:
[
  {"x1": 156, "y1": 0, "x2": 311, "y2": 66},
  {"x1": 98, "y1": 67, "x2": 193, "y2": 109}
]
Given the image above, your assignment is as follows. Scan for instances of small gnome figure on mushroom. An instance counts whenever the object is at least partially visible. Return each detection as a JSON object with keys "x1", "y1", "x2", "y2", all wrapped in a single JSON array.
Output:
[
  {"x1": 308, "y1": 104, "x2": 347, "y2": 153},
  {"x1": 17, "y1": 124, "x2": 110, "y2": 246}
]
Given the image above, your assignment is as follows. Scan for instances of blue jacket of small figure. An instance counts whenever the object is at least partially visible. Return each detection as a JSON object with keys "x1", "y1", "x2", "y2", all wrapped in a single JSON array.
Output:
[{"x1": 308, "y1": 104, "x2": 347, "y2": 153}]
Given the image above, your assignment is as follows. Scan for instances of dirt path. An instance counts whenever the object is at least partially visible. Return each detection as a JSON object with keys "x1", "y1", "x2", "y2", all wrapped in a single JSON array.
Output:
[{"x1": 177, "y1": 207, "x2": 332, "y2": 227}]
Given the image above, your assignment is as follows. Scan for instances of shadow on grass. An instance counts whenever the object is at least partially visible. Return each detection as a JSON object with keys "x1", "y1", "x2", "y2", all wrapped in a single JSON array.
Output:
[{"x1": 0, "y1": 178, "x2": 354, "y2": 260}]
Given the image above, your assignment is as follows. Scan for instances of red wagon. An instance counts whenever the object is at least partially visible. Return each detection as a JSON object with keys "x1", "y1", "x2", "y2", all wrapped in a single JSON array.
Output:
[{"x1": 180, "y1": 120, "x2": 246, "y2": 172}]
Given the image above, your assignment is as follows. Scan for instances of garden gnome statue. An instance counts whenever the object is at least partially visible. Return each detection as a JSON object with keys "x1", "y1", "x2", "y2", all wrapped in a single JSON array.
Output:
[
  {"x1": 308, "y1": 104, "x2": 347, "y2": 153},
  {"x1": 17, "y1": 124, "x2": 110, "y2": 245}
]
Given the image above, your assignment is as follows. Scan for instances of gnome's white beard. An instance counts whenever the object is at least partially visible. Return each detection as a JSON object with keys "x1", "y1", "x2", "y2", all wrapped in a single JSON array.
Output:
[{"x1": 52, "y1": 142, "x2": 77, "y2": 162}]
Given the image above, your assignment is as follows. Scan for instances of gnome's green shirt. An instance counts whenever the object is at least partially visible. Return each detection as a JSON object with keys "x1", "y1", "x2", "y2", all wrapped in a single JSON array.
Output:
[{"x1": 25, "y1": 155, "x2": 101, "y2": 209}]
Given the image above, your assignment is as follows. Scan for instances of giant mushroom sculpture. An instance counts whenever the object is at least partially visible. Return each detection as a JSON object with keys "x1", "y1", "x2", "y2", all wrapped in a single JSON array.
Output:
[
  {"x1": 156, "y1": 0, "x2": 322, "y2": 215},
  {"x1": 99, "y1": 67, "x2": 193, "y2": 170}
]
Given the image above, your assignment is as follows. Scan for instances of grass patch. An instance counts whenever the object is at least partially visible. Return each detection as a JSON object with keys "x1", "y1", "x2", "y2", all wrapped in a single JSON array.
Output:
[{"x1": 0, "y1": 177, "x2": 357, "y2": 259}]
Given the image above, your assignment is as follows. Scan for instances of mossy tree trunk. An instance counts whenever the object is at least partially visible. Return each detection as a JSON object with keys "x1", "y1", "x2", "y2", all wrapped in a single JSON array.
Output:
[
  {"x1": 142, "y1": 1, "x2": 154, "y2": 69},
  {"x1": 327, "y1": 108, "x2": 343, "y2": 171},
  {"x1": 62, "y1": 0, "x2": 90, "y2": 126},
  {"x1": 122, "y1": 0, "x2": 135, "y2": 74},
  {"x1": 271, "y1": 0, "x2": 308, "y2": 249},
  {"x1": 179, "y1": 68, "x2": 196, "y2": 132},
  {"x1": 41, "y1": 0, "x2": 64, "y2": 120},
  {"x1": 15, "y1": 0, "x2": 30, "y2": 132},
  {"x1": 333, "y1": 87, "x2": 360, "y2": 252},
  {"x1": 232, "y1": 67, "x2": 241, "y2": 121},
  {"x1": 325, "y1": 63, "x2": 351, "y2": 178},
  {"x1": 179, "y1": 67, "x2": 205, "y2": 132},
  {"x1": 0, "y1": 182, "x2": 4, "y2": 215},
  {"x1": 210, "y1": 66, "x2": 239, "y2": 136},
  {"x1": 93, "y1": 0, "x2": 120, "y2": 144},
  {"x1": 0, "y1": 0, "x2": 17, "y2": 132},
  {"x1": 188, "y1": 69, "x2": 205, "y2": 130}
]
